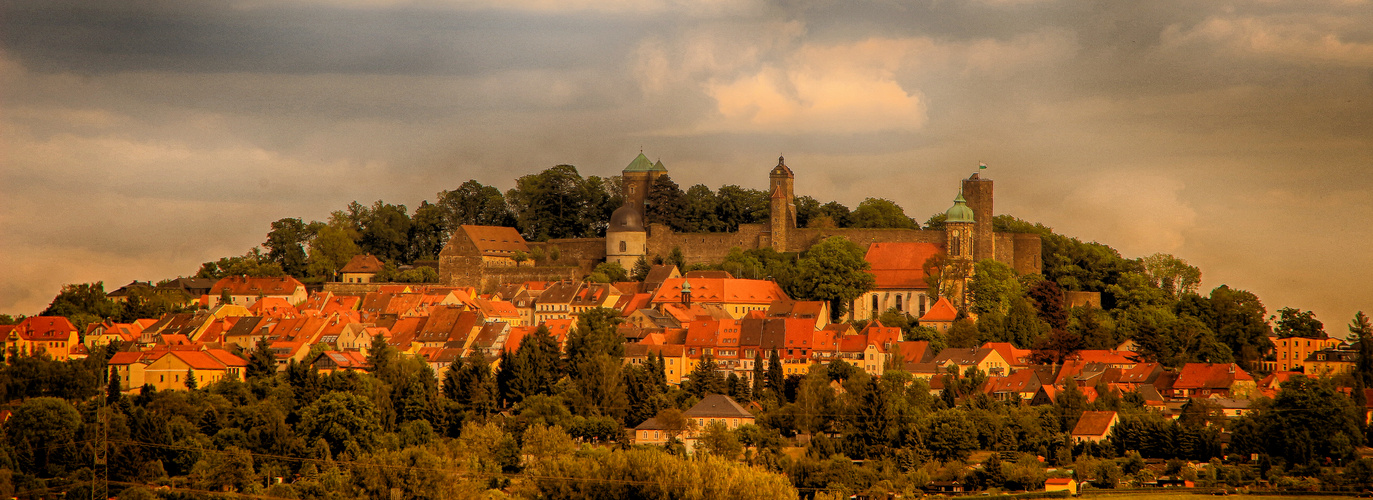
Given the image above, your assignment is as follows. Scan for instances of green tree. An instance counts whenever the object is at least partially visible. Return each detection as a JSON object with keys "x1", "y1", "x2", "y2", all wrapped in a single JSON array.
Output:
[
  {"x1": 247, "y1": 338, "x2": 277, "y2": 380},
  {"x1": 1273, "y1": 307, "x2": 1326, "y2": 339},
  {"x1": 507, "y1": 165, "x2": 598, "y2": 240},
  {"x1": 189, "y1": 446, "x2": 256, "y2": 493},
  {"x1": 7, "y1": 397, "x2": 81, "y2": 476},
  {"x1": 298, "y1": 392, "x2": 382, "y2": 458},
  {"x1": 306, "y1": 223, "x2": 361, "y2": 280},
  {"x1": 196, "y1": 248, "x2": 286, "y2": 280},
  {"x1": 631, "y1": 255, "x2": 651, "y2": 281},
  {"x1": 264, "y1": 217, "x2": 317, "y2": 276},
  {"x1": 688, "y1": 352, "x2": 726, "y2": 397},
  {"x1": 848, "y1": 198, "x2": 918, "y2": 229},
  {"x1": 796, "y1": 236, "x2": 874, "y2": 322},
  {"x1": 1140, "y1": 253, "x2": 1202, "y2": 298},
  {"x1": 819, "y1": 201, "x2": 851, "y2": 227},
  {"x1": 39, "y1": 282, "x2": 120, "y2": 331},
  {"x1": 358, "y1": 200, "x2": 412, "y2": 263},
  {"x1": 407, "y1": 200, "x2": 448, "y2": 261},
  {"x1": 697, "y1": 420, "x2": 744, "y2": 459},
  {"x1": 588, "y1": 262, "x2": 629, "y2": 283},
  {"x1": 766, "y1": 350, "x2": 784, "y2": 398},
  {"x1": 1240, "y1": 376, "x2": 1363, "y2": 465},
  {"x1": 185, "y1": 368, "x2": 198, "y2": 390},
  {"x1": 1351, "y1": 311, "x2": 1373, "y2": 386},
  {"x1": 436, "y1": 179, "x2": 515, "y2": 231},
  {"x1": 715, "y1": 185, "x2": 770, "y2": 231}
]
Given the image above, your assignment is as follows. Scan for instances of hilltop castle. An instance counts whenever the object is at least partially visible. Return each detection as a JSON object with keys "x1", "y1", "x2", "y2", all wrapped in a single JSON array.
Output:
[
  {"x1": 439, "y1": 154, "x2": 1042, "y2": 292},
  {"x1": 604, "y1": 154, "x2": 1041, "y2": 274}
]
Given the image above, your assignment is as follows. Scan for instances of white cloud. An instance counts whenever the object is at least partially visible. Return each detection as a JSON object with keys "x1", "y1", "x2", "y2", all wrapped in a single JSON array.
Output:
[{"x1": 1161, "y1": 14, "x2": 1373, "y2": 66}]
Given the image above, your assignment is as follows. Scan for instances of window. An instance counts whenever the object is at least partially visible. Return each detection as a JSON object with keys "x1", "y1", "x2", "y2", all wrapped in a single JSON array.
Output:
[
  {"x1": 620, "y1": 241, "x2": 627, "y2": 252},
  {"x1": 895, "y1": 295, "x2": 903, "y2": 312},
  {"x1": 871, "y1": 295, "x2": 879, "y2": 313}
]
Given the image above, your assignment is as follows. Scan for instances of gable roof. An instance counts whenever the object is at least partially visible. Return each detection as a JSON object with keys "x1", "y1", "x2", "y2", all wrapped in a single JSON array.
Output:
[
  {"x1": 1071, "y1": 410, "x2": 1118, "y2": 437},
  {"x1": 864, "y1": 242, "x2": 941, "y2": 289},
  {"x1": 1174, "y1": 363, "x2": 1253, "y2": 390},
  {"x1": 15, "y1": 316, "x2": 78, "y2": 340},
  {"x1": 920, "y1": 297, "x2": 958, "y2": 322},
  {"x1": 459, "y1": 225, "x2": 529, "y2": 257},
  {"x1": 651, "y1": 278, "x2": 789, "y2": 306},
  {"x1": 211, "y1": 276, "x2": 305, "y2": 297},
  {"x1": 340, "y1": 254, "x2": 385, "y2": 274},
  {"x1": 683, "y1": 394, "x2": 753, "y2": 419}
]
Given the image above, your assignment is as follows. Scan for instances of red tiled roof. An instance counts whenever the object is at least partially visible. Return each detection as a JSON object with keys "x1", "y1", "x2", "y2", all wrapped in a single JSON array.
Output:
[
  {"x1": 1071, "y1": 410, "x2": 1117, "y2": 437},
  {"x1": 158, "y1": 350, "x2": 231, "y2": 371},
  {"x1": 15, "y1": 316, "x2": 78, "y2": 340},
  {"x1": 108, "y1": 351, "x2": 148, "y2": 365},
  {"x1": 210, "y1": 276, "x2": 304, "y2": 297},
  {"x1": 340, "y1": 254, "x2": 385, "y2": 274},
  {"x1": 920, "y1": 297, "x2": 958, "y2": 322},
  {"x1": 1174, "y1": 363, "x2": 1252, "y2": 390},
  {"x1": 651, "y1": 278, "x2": 789, "y2": 305},
  {"x1": 864, "y1": 242, "x2": 941, "y2": 289}
]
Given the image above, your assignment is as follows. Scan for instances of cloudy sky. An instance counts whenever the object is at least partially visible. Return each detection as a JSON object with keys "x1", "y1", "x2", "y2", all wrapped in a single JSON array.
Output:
[{"x1": 2, "y1": 0, "x2": 1370, "y2": 329}]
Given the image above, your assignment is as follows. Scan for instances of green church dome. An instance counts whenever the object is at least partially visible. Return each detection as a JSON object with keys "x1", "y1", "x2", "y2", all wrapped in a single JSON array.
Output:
[{"x1": 945, "y1": 191, "x2": 975, "y2": 223}]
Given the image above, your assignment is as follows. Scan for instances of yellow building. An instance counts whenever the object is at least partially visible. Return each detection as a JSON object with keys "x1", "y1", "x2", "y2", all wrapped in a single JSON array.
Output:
[
  {"x1": 1265, "y1": 335, "x2": 1342, "y2": 373},
  {"x1": 144, "y1": 350, "x2": 247, "y2": 391},
  {"x1": 4, "y1": 317, "x2": 79, "y2": 361}
]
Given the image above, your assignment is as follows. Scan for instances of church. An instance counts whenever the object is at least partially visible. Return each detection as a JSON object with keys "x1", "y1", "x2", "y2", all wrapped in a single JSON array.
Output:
[{"x1": 440, "y1": 154, "x2": 1043, "y2": 305}]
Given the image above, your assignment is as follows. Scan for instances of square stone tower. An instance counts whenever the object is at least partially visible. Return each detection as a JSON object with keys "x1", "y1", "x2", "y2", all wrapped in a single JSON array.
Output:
[{"x1": 961, "y1": 173, "x2": 994, "y2": 262}]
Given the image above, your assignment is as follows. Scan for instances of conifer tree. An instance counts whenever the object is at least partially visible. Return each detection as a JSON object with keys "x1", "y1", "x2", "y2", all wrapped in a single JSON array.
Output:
[
  {"x1": 247, "y1": 338, "x2": 277, "y2": 380},
  {"x1": 185, "y1": 368, "x2": 198, "y2": 390},
  {"x1": 632, "y1": 255, "x2": 651, "y2": 282},
  {"x1": 766, "y1": 350, "x2": 784, "y2": 398},
  {"x1": 443, "y1": 356, "x2": 466, "y2": 401},
  {"x1": 751, "y1": 351, "x2": 765, "y2": 398},
  {"x1": 107, "y1": 367, "x2": 122, "y2": 404}
]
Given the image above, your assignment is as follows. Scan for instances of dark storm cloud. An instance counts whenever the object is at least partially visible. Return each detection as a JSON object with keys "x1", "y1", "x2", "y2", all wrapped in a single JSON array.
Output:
[{"x1": 1, "y1": 0, "x2": 634, "y2": 75}]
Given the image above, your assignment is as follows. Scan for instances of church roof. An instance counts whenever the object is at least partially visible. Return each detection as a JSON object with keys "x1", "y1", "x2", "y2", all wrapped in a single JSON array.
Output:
[
  {"x1": 770, "y1": 156, "x2": 794, "y2": 178},
  {"x1": 945, "y1": 191, "x2": 975, "y2": 223},
  {"x1": 865, "y1": 242, "x2": 941, "y2": 289}
]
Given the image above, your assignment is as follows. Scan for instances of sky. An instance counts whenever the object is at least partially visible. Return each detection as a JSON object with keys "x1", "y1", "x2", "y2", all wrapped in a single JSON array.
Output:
[{"x1": 2, "y1": 0, "x2": 1371, "y2": 331}]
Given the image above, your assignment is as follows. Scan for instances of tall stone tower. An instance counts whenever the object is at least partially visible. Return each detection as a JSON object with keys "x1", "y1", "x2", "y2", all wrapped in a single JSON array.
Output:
[
  {"x1": 621, "y1": 152, "x2": 668, "y2": 217},
  {"x1": 769, "y1": 156, "x2": 796, "y2": 251},
  {"x1": 960, "y1": 171, "x2": 994, "y2": 262}
]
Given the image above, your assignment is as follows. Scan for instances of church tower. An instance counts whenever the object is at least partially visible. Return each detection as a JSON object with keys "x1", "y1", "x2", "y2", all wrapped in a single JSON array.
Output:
[
  {"x1": 961, "y1": 170, "x2": 994, "y2": 261},
  {"x1": 769, "y1": 156, "x2": 796, "y2": 251},
  {"x1": 944, "y1": 191, "x2": 976, "y2": 308}
]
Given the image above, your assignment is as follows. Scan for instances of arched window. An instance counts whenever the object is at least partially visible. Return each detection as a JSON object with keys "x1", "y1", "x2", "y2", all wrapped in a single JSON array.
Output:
[
  {"x1": 619, "y1": 240, "x2": 627, "y2": 252},
  {"x1": 871, "y1": 294, "x2": 880, "y2": 314},
  {"x1": 950, "y1": 230, "x2": 961, "y2": 256},
  {"x1": 895, "y1": 295, "x2": 903, "y2": 312}
]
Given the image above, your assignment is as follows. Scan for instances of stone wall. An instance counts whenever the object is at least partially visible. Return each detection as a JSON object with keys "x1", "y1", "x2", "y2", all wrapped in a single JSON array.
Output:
[
  {"x1": 788, "y1": 227, "x2": 945, "y2": 251},
  {"x1": 532, "y1": 238, "x2": 605, "y2": 274},
  {"x1": 1012, "y1": 233, "x2": 1043, "y2": 275},
  {"x1": 440, "y1": 252, "x2": 579, "y2": 291},
  {"x1": 644, "y1": 223, "x2": 768, "y2": 264},
  {"x1": 322, "y1": 282, "x2": 383, "y2": 296}
]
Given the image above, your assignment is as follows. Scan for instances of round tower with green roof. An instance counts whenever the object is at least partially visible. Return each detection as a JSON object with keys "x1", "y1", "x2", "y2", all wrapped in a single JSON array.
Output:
[{"x1": 944, "y1": 190, "x2": 975, "y2": 261}]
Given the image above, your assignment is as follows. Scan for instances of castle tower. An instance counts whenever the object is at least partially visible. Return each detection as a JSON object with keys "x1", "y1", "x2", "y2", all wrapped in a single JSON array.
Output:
[
  {"x1": 944, "y1": 191, "x2": 976, "y2": 308},
  {"x1": 607, "y1": 153, "x2": 663, "y2": 268},
  {"x1": 961, "y1": 169, "x2": 994, "y2": 262},
  {"x1": 621, "y1": 152, "x2": 667, "y2": 216},
  {"x1": 769, "y1": 156, "x2": 796, "y2": 251}
]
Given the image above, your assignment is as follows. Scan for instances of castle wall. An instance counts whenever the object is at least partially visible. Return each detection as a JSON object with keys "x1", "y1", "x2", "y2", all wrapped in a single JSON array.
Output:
[
  {"x1": 645, "y1": 223, "x2": 767, "y2": 264},
  {"x1": 532, "y1": 238, "x2": 605, "y2": 275},
  {"x1": 788, "y1": 228, "x2": 946, "y2": 251}
]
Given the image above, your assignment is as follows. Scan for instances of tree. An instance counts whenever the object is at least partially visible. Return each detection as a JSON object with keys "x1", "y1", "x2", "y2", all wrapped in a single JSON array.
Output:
[
  {"x1": 436, "y1": 180, "x2": 515, "y2": 231},
  {"x1": 947, "y1": 319, "x2": 980, "y2": 348},
  {"x1": 507, "y1": 165, "x2": 597, "y2": 240},
  {"x1": 358, "y1": 201, "x2": 412, "y2": 263},
  {"x1": 697, "y1": 420, "x2": 744, "y2": 459},
  {"x1": 715, "y1": 185, "x2": 770, "y2": 231},
  {"x1": 408, "y1": 200, "x2": 448, "y2": 261},
  {"x1": 1140, "y1": 253, "x2": 1202, "y2": 298},
  {"x1": 848, "y1": 198, "x2": 918, "y2": 229},
  {"x1": 766, "y1": 350, "x2": 784, "y2": 398},
  {"x1": 195, "y1": 249, "x2": 287, "y2": 280},
  {"x1": 966, "y1": 258, "x2": 1021, "y2": 315},
  {"x1": 264, "y1": 217, "x2": 316, "y2": 276},
  {"x1": 1027, "y1": 279, "x2": 1069, "y2": 331},
  {"x1": 185, "y1": 368, "x2": 198, "y2": 390},
  {"x1": 631, "y1": 256, "x2": 651, "y2": 281},
  {"x1": 307, "y1": 223, "x2": 361, "y2": 280},
  {"x1": 1241, "y1": 376, "x2": 1364, "y2": 465},
  {"x1": 1273, "y1": 307, "x2": 1326, "y2": 339},
  {"x1": 298, "y1": 392, "x2": 382, "y2": 459},
  {"x1": 588, "y1": 262, "x2": 629, "y2": 283},
  {"x1": 247, "y1": 338, "x2": 277, "y2": 380},
  {"x1": 40, "y1": 282, "x2": 120, "y2": 331},
  {"x1": 796, "y1": 236, "x2": 874, "y2": 322},
  {"x1": 688, "y1": 352, "x2": 725, "y2": 397},
  {"x1": 1351, "y1": 312, "x2": 1373, "y2": 386},
  {"x1": 7, "y1": 397, "x2": 81, "y2": 476},
  {"x1": 923, "y1": 253, "x2": 971, "y2": 302}
]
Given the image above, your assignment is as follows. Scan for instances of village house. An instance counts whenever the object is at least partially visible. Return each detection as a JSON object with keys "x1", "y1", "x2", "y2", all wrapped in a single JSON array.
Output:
[
  {"x1": 4, "y1": 316, "x2": 79, "y2": 360},
  {"x1": 1071, "y1": 410, "x2": 1120, "y2": 443},
  {"x1": 1170, "y1": 363, "x2": 1255, "y2": 400},
  {"x1": 339, "y1": 254, "x2": 386, "y2": 283},
  {"x1": 143, "y1": 349, "x2": 247, "y2": 391},
  {"x1": 651, "y1": 278, "x2": 789, "y2": 320},
  {"x1": 918, "y1": 297, "x2": 959, "y2": 334},
  {"x1": 209, "y1": 276, "x2": 307, "y2": 308},
  {"x1": 1263, "y1": 335, "x2": 1342, "y2": 373}
]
